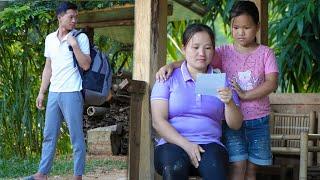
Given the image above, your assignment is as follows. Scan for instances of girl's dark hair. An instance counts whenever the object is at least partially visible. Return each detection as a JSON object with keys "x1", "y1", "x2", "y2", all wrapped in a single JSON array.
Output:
[
  {"x1": 230, "y1": 1, "x2": 259, "y2": 25},
  {"x1": 56, "y1": 1, "x2": 78, "y2": 16},
  {"x1": 182, "y1": 23, "x2": 215, "y2": 47}
]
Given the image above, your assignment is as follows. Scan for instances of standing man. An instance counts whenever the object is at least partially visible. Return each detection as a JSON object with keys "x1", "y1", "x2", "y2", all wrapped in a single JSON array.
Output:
[{"x1": 26, "y1": 1, "x2": 91, "y2": 180}]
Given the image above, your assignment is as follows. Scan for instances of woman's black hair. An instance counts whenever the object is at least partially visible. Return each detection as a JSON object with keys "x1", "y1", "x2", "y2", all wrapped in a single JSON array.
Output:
[
  {"x1": 56, "y1": 1, "x2": 78, "y2": 16},
  {"x1": 230, "y1": 0, "x2": 259, "y2": 25},
  {"x1": 182, "y1": 23, "x2": 215, "y2": 47}
]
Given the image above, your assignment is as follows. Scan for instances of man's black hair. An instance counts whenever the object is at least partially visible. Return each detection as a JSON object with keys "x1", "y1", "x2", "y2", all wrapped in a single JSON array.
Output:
[{"x1": 56, "y1": 1, "x2": 77, "y2": 16}]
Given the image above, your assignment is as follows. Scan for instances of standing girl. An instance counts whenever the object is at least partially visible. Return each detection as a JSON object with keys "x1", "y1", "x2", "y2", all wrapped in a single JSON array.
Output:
[
  {"x1": 219, "y1": 1, "x2": 278, "y2": 180},
  {"x1": 156, "y1": 1, "x2": 279, "y2": 180}
]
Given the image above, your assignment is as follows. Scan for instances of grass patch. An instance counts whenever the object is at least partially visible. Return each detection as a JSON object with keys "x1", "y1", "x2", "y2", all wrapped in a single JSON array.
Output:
[{"x1": 0, "y1": 155, "x2": 127, "y2": 179}]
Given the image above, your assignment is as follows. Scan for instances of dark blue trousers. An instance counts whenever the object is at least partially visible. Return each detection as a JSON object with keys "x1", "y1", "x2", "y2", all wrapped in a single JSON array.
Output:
[{"x1": 154, "y1": 142, "x2": 228, "y2": 180}]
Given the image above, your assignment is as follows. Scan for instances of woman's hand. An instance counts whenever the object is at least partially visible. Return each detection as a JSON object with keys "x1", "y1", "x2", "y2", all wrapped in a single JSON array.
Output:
[
  {"x1": 155, "y1": 64, "x2": 174, "y2": 82},
  {"x1": 217, "y1": 87, "x2": 233, "y2": 104},
  {"x1": 220, "y1": 86, "x2": 243, "y2": 130},
  {"x1": 230, "y1": 79, "x2": 246, "y2": 100},
  {"x1": 182, "y1": 142, "x2": 205, "y2": 168}
]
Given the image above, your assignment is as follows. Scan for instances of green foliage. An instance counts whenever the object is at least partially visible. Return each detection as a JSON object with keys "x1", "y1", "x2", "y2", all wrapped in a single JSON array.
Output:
[
  {"x1": 166, "y1": 21, "x2": 186, "y2": 62},
  {"x1": 0, "y1": 155, "x2": 127, "y2": 178},
  {"x1": 269, "y1": 0, "x2": 320, "y2": 92},
  {"x1": 166, "y1": 0, "x2": 235, "y2": 62},
  {"x1": 167, "y1": 0, "x2": 320, "y2": 92},
  {"x1": 0, "y1": 1, "x2": 134, "y2": 159},
  {"x1": 95, "y1": 35, "x2": 133, "y2": 74},
  {"x1": 77, "y1": 0, "x2": 134, "y2": 10},
  {"x1": 1, "y1": 0, "x2": 319, "y2": 161},
  {"x1": 0, "y1": 1, "x2": 72, "y2": 159}
]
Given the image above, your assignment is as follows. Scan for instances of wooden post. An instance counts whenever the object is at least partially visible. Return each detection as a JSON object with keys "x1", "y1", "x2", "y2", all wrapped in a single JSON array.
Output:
[
  {"x1": 308, "y1": 111, "x2": 316, "y2": 166},
  {"x1": 299, "y1": 131, "x2": 308, "y2": 180},
  {"x1": 130, "y1": 0, "x2": 167, "y2": 179},
  {"x1": 128, "y1": 80, "x2": 146, "y2": 180},
  {"x1": 318, "y1": 111, "x2": 320, "y2": 165},
  {"x1": 253, "y1": 0, "x2": 268, "y2": 45}
]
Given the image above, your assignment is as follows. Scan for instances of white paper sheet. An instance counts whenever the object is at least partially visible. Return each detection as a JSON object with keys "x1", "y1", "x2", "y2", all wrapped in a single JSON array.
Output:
[{"x1": 195, "y1": 73, "x2": 226, "y2": 97}]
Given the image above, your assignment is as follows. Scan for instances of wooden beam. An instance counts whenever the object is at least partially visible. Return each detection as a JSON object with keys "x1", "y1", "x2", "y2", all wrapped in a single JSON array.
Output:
[
  {"x1": 129, "y1": 0, "x2": 167, "y2": 179},
  {"x1": 269, "y1": 93, "x2": 320, "y2": 115},
  {"x1": 77, "y1": 19, "x2": 134, "y2": 28},
  {"x1": 269, "y1": 93, "x2": 320, "y2": 105},
  {"x1": 78, "y1": 4, "x2": 135, "y2": 24},
  {"x1": 77, "y1": 3, "x2": 173, "y2": 29},
  {"x1": 173, "y1": 0, "x2": 207, "y2": 17},
  {"x1": 253, "y1": 0, "x2": 268, "y2": 45}
]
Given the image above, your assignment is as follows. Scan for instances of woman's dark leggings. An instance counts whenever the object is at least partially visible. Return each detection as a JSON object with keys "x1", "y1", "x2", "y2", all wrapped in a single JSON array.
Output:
[{"x1": 154, "y1": 142, "x2": 228, "y2": 180}]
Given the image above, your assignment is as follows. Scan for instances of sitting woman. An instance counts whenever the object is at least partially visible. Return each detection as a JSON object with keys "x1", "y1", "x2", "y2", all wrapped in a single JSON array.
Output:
[{"x1": 151, "y1": 23, "x2": 243, "y2": 180}]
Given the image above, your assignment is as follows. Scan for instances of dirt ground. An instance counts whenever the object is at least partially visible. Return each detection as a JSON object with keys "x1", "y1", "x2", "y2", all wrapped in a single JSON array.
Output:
[
  {"x1": 49, "y1": 169, "x2": 127, "y2": 180},
  {"x1": 48, "y1": 155, "x2": 128, "y2": 180}
]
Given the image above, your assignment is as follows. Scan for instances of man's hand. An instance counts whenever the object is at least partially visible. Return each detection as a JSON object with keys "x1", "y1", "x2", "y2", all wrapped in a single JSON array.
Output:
[
  {"x1": 182, "y1": 142, "x2": 205, "y2": 168},
  {"x1": 155, "y1": 64, "x2": 174, "y2": 82},
  {"x1": 67, "y1": 34, "x2": 78, "y2": 48},
  {"x1": 36, "y1": 92, "x2": 45, "y2": 110}
]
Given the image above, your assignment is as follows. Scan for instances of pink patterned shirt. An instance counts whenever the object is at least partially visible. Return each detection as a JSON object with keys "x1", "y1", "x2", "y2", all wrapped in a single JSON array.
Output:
[{"x1": 212, "y1": 44, "x2": 278, "y2": 120}]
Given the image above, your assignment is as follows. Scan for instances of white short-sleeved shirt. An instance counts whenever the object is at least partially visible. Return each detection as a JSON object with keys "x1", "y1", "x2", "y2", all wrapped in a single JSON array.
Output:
[{"x1": 44, "y1": 29, "x2": 90, "y2": 92}]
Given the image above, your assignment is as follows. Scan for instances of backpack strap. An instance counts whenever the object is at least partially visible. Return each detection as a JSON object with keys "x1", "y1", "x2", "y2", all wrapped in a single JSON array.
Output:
[
  {"x1": 73, "y1": 29, "x2": 84, "y2": 37},
  {"x1": 68, "y1": 29, "x2": 85, "y2": 78}
]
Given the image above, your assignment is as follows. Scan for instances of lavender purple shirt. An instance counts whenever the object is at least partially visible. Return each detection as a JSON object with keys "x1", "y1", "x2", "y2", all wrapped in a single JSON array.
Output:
[{"x1": 151, "y1": 61, "x2": 239, "y2": 146}]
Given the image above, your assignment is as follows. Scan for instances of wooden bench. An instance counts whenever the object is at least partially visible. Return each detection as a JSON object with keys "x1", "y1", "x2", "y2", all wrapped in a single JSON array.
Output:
[
  {"x1": 268, "y1": 111, "x2": 317, "y2": 180},
  {"x1": 262, "y1": 93, "x2": 320, "y2": 180},
  {"x1": 270, "y1": 111, "x2": 316, "y2": 164}
]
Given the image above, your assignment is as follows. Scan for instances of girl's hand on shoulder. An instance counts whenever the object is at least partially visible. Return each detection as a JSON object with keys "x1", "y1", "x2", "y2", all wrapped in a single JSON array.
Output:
[
  {"x1": 217, "y1": 87, "x2": 232, "y2": 104},
  {"x1": 156, "y1": 64, "x2": 174, "y2": 82},
  {"x1": 182, "y1": 142, "x2": 205, "y2": 168},
  {"x1": 230, "y1": 79, "x2": 246, "y2": 100}
]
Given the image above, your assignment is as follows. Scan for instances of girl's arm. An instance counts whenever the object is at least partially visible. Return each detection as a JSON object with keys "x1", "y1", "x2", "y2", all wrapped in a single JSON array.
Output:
[
  {"x1": 232, "y1": 72, "x2": 278, "y2": 101},
  {"x1": 156, "y1": 61, "x2": 183, "y2": 81},
  {"x1": 151, "y1": 100, "x2": 204, "y2": 168}
]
